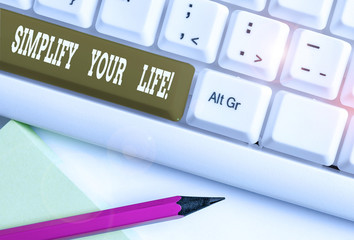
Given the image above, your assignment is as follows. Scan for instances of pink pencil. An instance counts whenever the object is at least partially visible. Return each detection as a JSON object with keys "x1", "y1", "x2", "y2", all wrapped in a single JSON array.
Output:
[{"x1": 0, "y1": 196, "x2": 224, "y2": 240}]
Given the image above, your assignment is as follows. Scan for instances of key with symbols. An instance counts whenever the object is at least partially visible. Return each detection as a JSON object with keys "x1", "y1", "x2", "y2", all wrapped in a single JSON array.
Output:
[
  {"x1": 34, "y1": 0, "x2": 99, "y2": 28},
  {"x1": 158, "y1": 0, "x2": 228, "y2": 63},
  {"x1": 218, "y1": 11, "x2": 289, "y2": 81},
  {"x1": 280, "y1": 29, "x2": 351, "y2": 100}
]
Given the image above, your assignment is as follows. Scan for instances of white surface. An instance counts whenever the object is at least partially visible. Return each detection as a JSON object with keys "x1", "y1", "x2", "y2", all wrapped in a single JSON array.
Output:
[
  {"x1": 262, "y1": 91, "x2": 348, "y2": 165},
  {"x1": 341, "y1": 54, "x2": 354, "y2": 108},
  {"x1": 158, "y1": 0, "x2": 228, "y2": 63},
  {"x1": 186, "y1": 69, "x2": 272, "y2": 143},
  {"x1": 338, "y1": 117, "x2": 354, "y2": 174},
  {"x1": 268, "y1": 0, "x2": 333, "y2": 29},
  {"x1": 33, "y1": 0, "x2": 99, "y2": 28},
  {"x1": 2, "y1": 72, "x2": 354, "y2": 221},
  {"x1": 330, "y1": 0, "x2": 354, "y2": 40},
  {"x1": 0, "y1": 0, "x2": 32, "y2": 9},
  {"x1": 32, "y1": 127, "x2": 354, "y2": 240},
  {"x1": 218, "y1": 11, "x2": 289, "y2": 81},
  {"x1": 96, "y1": 0, "x2": 165, "y2": 46},
  {"x1": 280, "y1": 29, "x2": 351, "y2": 100},
  {"x1": 220, "y1": 0, "x2": 267, "y2": 11}
]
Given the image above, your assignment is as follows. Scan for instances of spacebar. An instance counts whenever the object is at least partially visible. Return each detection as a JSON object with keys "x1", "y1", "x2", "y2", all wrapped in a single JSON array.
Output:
[
  {"x1": 1, "y1": 72, "x2": 354, "y2": 221},
  {"x1": 0, "y1": 9, "x2": 194, "y2": 121}
]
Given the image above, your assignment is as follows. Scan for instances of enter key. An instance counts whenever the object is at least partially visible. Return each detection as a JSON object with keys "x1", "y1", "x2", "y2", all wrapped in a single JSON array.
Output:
[{"x1": 186, "y1": 69, "x2": 271, "y2": 144}]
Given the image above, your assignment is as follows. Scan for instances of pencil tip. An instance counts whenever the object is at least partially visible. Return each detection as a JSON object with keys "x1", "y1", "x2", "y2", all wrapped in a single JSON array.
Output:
[
  {"x1": 177, "y1": 196, "x2": 225, "y2": 216},
  {"x1": 209, "y1": 197, "x2": 225, "y2": 205}
]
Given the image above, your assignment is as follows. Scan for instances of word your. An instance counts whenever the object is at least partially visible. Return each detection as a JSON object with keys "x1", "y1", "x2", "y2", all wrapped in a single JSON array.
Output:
[
  {"x1": 11, "y1": 25, "x2": 79, "y2": 70},
  {"x1": 87, "y1": 49, "x2": 127, "y2": 85}
]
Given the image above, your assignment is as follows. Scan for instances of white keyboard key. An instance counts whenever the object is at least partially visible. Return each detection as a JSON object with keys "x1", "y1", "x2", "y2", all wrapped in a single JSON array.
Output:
[
  {"x1": 338, "y1": 117, "x2": 354, "y2": 174},
  {"x1": 96, "y1": 0, "x2": 165, "y2": 46},
  {"x1": 268, "y1": 0, "x2": 334, "y2": 29},
  {"x1": 220, "y1": 0, "x2": 267, "y2": 11},
  {"x1": 2, "y1": 73, "x2": 354, "y2": 221},
  {"x1": 262, "y1": 91, "x2": 347, "y2": 166},
  {"x1": 186, "y1": 69, "x2": 271, "y2": 144},
  {"x1": 0, "y1": 0, "x2": 33, "y2": 9},
  {"x1": 280, "y1": 29, "x2": 351, "y2": 100},
  {"x1": 158, "y1": 0, "x2": 228, "y2": 63},
  {"x1": 218, "y1": 11, "x2": 289, "y2": 81},
  {"x1": 341, "y1": 54, "x2": 354, "y2": 108},
  {"x1": 330, "y1": 0, "x2": 354, "y2": 40},
  {"x1": 33, "y1": 0, "x2": 99, "y2": 28}
]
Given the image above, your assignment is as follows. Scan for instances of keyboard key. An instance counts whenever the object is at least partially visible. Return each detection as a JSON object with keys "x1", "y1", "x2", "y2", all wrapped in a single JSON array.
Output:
[
  {"x1": 341, "y1": 54, "x2": 354, "y2": 108},
  {"x1": 158, "y1": 0, "x2": 228, "y2": 63},
  {"x1": 262, "y1": 91, "x2": 347, "y2": 166},
  {"x1": 330, "y1": 0, "x2": 354, "y2": 40},
  {"x1": 268, "y1": 0, "x2": 334, "y2": 29},
  {"x1": 220, "y1": 0, "x2": 267, "y2": 11},
  {"x1": 218, "y1": 11, "x2": 289, "y2": 81},
  {"x1": 0, "y1": 9, "x2": 194, "y2": 121},
  {"x1": 33, "y1": 0, "x2": 99, "y2": 28},
  {"x1": 0, "y1": 0, "x2": 33, "y2": 9},
  {"x1": 2, "y1": 74, "x2": 354, "y2": 222},
  {"x1": 338, "y1": 117, "x2": 354, "y2": 174},
  {"x1": 280, "y1": 29, "x2": 351, "y2": 100},
  {"x1": 186, "y1": 69, "x2": 271, "y2": 143},
  {"x1": 96, "y1": 0, "x2": 165, "y2": 46}
]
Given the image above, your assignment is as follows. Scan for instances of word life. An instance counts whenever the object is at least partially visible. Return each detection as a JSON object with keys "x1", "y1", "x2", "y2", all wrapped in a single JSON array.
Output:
[{"x1": 137, "y1": 64, "x2": 175, "y2": 100}]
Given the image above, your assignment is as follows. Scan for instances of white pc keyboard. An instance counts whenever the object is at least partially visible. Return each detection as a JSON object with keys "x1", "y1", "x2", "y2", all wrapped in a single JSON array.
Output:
[{"x1": 1, "y1": 0, "x2": 354, "y2": 221}]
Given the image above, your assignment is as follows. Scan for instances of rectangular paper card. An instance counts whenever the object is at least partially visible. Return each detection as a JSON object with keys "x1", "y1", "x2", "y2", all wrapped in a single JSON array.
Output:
[{"x1": 0, "y1": 120, "x2": 129, "y2": 240}]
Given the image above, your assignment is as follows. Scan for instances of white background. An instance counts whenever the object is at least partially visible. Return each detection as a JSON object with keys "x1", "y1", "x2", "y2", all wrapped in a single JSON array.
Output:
[
  {"x1": 24, "y1": 120, "x2": 354, "y2": 240},
  {"x1": 1, "y1": 116, "x2": 354, "y2": 239}
]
